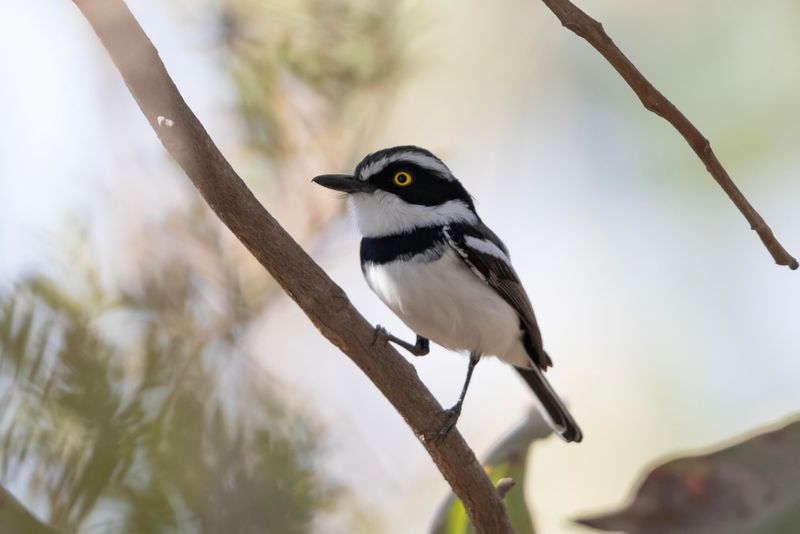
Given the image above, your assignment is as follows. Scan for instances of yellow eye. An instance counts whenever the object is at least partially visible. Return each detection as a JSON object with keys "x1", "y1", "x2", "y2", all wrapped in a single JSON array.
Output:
[{"x1": 393, "y1": 171, "x2": 413, "y2": 187}]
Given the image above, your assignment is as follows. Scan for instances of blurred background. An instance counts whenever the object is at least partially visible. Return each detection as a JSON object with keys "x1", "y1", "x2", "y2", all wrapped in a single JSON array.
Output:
[{"x1": 1, "y1": 0, "x2": 798, "y2": 532}]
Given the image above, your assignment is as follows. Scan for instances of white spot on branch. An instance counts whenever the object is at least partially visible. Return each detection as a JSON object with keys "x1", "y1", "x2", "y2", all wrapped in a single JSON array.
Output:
[{"x1": 157, "y1": 115, "x2": 174, "y2": 128}]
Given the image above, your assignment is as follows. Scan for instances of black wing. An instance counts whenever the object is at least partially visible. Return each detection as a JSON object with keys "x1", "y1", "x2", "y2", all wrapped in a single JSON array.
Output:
[{"x1": 443, "y1": 222, "x2": 552, "y2": 370}]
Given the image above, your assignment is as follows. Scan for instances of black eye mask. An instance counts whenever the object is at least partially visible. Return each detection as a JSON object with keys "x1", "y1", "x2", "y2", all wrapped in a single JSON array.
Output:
[{"x1": 368, "y1": 162, "x2": 475, "y2": 209}]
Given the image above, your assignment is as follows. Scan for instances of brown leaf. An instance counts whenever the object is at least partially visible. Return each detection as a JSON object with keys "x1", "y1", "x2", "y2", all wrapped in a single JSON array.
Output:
[{"x1": 576, "y1": 417, "x2": 800, "y2": 534}]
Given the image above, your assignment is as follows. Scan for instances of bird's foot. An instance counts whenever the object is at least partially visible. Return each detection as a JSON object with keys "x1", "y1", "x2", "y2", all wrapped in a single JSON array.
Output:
[
  {"x1": 425, "y1": 403, "x2": 462, "y2": 442},
  {"x1": 372, "y1": 324, "x2": 390, "y2": 347},
  {"x1": 372, "y1": 326, "x2": 429, "y2": 356}
]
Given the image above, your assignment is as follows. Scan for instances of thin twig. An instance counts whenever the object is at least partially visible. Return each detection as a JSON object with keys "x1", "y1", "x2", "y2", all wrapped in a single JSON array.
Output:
[
  {"x1": 70, "y1": 1, "x2": 512, "y2": 532},
  {"x1": 540, "y1": 0, "x2": 798, "y2": 270},
  {"x1": 495, "y1": 477, "x2": 516, "y2": 499}
]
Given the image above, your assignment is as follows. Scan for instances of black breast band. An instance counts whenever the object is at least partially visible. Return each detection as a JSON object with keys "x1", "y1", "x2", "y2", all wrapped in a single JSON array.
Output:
[{"x1": 360, "y1": 225, "x2": 445, "y2": 265}]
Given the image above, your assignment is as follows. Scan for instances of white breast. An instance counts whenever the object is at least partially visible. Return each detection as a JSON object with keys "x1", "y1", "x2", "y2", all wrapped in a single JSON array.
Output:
[{"x1": 363, "y1": 249, "x2": 531, "y2": 367}]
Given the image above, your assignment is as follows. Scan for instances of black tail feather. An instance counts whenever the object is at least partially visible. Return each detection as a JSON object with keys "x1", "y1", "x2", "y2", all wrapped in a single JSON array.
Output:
[{"x1": 515, "y1": 367, "x2": 583, "y2": 443}]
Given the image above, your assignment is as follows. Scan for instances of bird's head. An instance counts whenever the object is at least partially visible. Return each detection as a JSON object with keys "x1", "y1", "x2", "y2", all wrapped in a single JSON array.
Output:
[{"x1": 313, "y1": 146, "x2": 477, "y2": 237}]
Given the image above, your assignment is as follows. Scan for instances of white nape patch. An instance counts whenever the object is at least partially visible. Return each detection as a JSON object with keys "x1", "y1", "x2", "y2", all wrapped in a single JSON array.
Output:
[
  {"x1": 348, "y1": 191, "x2": 477, "y2": 237},
  {"x1": 463, "y1": 235, "x2": 511, "y2": 262},
  {"x1": 359, "y1": 150, "x2": 452, "y2": 181}
]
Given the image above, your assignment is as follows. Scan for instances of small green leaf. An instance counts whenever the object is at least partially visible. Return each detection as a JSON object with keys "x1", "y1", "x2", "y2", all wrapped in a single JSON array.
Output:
[{"x1": 430, "y1": 411, "x2": 553, "y2": 534}]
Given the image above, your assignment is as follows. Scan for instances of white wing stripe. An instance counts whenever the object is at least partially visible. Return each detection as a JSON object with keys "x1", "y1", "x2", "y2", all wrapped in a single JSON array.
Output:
[
  {"x1": 463, "y1": 235, "x2": 511, "y2": 263},
  {"x1": 443, "y1": 226, "x2": 487, "y2": 282}
]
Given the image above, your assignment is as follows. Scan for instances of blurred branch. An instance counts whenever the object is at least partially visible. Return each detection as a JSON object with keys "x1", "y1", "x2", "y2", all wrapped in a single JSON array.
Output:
[
  {"x1": 540, "y1": 0, "x2": 798, "y2": 271},
  {"x1": 71, "y1": 1, "x2": 512, "y2": 532}
]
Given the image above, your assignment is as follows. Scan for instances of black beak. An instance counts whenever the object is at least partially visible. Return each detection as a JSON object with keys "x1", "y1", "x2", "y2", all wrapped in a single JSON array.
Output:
[{"x1": 312, "y1": 174, "x2": 375, "y2": 194}]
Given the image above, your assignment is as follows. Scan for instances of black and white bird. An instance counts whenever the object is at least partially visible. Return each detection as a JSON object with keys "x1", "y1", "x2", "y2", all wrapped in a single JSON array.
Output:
[{"x1": 313, "y1": 146, "x2": 582, "y2": 442}]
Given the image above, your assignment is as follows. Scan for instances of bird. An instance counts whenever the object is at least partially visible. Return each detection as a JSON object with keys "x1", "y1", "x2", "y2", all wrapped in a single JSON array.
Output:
[{"x1": 313, "y1": 145, "x2": 582, "y2": 442}]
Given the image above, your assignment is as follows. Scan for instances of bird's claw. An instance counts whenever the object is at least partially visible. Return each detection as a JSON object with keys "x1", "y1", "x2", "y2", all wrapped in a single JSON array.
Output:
[
  {"x1": 438, "y1": 405, "x2": 461, "y2": 439},
  {"x1": 424, "y1": 404, "x2": 462, "y2": 442},
  {"x1": 372, "y1": 325, "x2": 390, "y2": 347}
]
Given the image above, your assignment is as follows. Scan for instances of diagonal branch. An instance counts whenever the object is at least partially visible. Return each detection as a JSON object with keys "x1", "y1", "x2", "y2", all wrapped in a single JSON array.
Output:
[
  {"x1": 70, "y1": 0, "x2": 512, "y2": 532},
  {"x1": 540, "y1": 0, "x2": 798, "y2": 271}
]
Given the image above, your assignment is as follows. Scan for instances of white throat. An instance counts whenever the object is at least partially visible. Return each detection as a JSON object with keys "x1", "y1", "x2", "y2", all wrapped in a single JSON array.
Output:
[{"x1": 348, "y1": 191, "x2": 478, "y2": 237}]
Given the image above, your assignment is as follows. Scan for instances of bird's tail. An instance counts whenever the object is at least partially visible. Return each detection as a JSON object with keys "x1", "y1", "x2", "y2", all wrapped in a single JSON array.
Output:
[{"x1": 515, "y1": 367, "x2": 583, "y2": 443}]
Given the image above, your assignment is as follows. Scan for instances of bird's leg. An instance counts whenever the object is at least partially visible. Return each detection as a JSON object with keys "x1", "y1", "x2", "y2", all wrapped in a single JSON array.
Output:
[
  {"x1": 435, "y1": 352, "x2": 481, "y2": 440},
  {"x1": 373, "y1": 325, "x2": 429, "y2": 357}
]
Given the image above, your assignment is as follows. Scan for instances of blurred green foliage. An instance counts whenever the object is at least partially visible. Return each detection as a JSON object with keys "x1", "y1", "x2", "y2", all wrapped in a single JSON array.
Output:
[
  {"x1": 430, "y1": 411, "x2": 552, "y2": 534},
  {"x1": 0, "y1": 216, "x2": 335, "y2": 532},
  {"x1": 218, "y1": 0, "x2": 402, "y2": 157},
  {"x1": 0, "y1": 3, "x2": 410, "y2": 530},
  {"x1": 0, "y1": 485, "x2": 58, "y2": 533}
]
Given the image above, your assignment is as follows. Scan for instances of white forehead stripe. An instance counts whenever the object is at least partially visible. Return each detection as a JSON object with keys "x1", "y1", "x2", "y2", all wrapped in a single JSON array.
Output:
[
  {"x1": 359, "y1": 151, "x2": 453, "y2": 181},
  {"x1": 463, "y1": 236, "x2": 511, "y2": 262}
]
